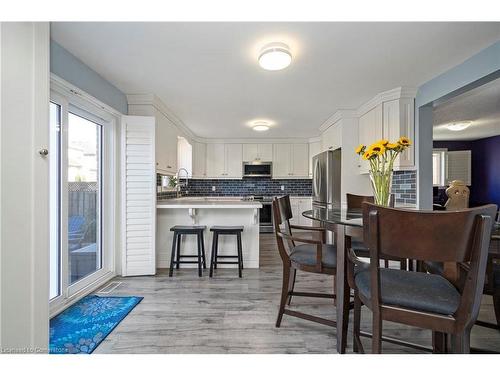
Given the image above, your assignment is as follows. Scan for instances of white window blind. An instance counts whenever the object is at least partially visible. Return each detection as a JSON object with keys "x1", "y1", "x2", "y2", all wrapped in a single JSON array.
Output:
[
  {"x1": 446, "y1": 150, "x2": 471, "y2": 186},
  {"x1": 432, "y1": 149, "x2": 446, "y2": 186},
  {"x1": 121, "y1": 115, "x2": 156, "y2": 276}
]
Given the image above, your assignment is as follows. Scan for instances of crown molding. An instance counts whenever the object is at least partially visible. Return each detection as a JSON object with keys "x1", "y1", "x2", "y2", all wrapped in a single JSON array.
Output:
[
  {"x1": 126, "y1": 93, "x2": 197, "y2": 141},
  {"x1": 318, "y1": 86, "x2": 417, "y2": 133},
  {"x1": 319, "y1": 109, "x2": 358, "y2": 132},
  {"x1": 356, "y1": 86, "x2": 417, "y2": 117},
  {"x1": 197, "y1": 137, "x2": 312, "y2": 144}
]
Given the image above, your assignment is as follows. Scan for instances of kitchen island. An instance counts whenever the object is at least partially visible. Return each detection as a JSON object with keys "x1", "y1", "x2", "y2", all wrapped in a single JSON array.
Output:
[{"x1": 156, "y1": 197, "x2": 263, "y2": 269}]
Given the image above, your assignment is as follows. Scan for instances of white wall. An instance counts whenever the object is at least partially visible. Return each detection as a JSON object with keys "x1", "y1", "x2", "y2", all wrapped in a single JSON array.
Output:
[{"x1": 0, "y1": 22, "x2": 50, "y2": 352}]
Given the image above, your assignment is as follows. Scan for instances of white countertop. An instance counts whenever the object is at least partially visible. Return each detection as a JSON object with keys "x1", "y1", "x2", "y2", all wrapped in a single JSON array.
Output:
[{"x1": 157, "y1": 197, "x2": 263, "y2": 209}]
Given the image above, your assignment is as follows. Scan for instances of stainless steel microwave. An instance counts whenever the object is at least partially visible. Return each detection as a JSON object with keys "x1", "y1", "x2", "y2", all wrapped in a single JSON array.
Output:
[{"x1": 243, "y1": 162, "x2": 272, "y2": 178}]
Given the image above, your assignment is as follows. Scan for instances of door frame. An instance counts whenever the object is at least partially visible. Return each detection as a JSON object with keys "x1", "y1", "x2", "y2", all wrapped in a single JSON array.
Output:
[{"x1": 49, "y1": 77, "x2": 118, "y2": 317}]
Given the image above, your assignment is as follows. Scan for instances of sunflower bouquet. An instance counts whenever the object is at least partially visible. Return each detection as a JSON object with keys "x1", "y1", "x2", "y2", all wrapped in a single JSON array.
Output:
[{"x1": 355, "y1": 137, "x2": 411, "y2": 206}]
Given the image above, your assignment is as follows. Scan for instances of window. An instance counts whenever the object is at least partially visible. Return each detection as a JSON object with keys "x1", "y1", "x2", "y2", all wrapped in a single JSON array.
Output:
[
  {"x1": 447, "y1": 150, "x2": 472, "y2": 186},
  {"x1": 432, "y1": 148, "x2": 472, "y2": 187},
  {"x1": 432, "y1": 149, "x2": 446, "y2": 187}
]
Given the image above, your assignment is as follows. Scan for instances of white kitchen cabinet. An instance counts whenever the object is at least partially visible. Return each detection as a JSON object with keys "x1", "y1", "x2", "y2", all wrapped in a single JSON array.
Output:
[
  {"x1": 206, "y1": 143, "x2": 242, "y2": 178},
  {"x1": 272, "y1": 143, "x2": 291, "y2": 178},
  {"x1": 225, "y1": 144, "x2": 243, "y2": 178},
  {"x1": 192, "y1": 142, "x2": 207, "y2": 178},
  {"x1": 321, "y1": 123, "x2": 342, "y2": 152},
  {"x1": 273, "y1": 143, "x2": 309, "y2": 179},
  {"x1": 308, "y1": 141, "x2": 321, "y2": 178},
  {"x1": 358, "y1": 104, "x2": 383, "y2": 174},
  {"x1": 291, "y1": 144, "x2": 309, "y2": 177},
  {"x1": 382, "y1": 98, "x2": 415, "y2": 168},
  {"x1": 128, "y1": 103, "x2": 178, "y2": 175},
  {"x1": 242, "y1": 143, "x2": 273, "y2": 162}
]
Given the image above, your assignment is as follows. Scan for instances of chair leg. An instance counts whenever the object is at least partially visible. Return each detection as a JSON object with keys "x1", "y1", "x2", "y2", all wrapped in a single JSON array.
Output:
[
  {"x1": 451, "y1": 329, "x2": 471, "y2": 354},
  {"x1": 353, "y1": 290, "x2": 362, "y2": 353},
  {"x1": 213, "y1": 233, "x2": 218, "y2": 269},
  {"x1": 286, "y1": 268, "x2": 297, "y2": 305},
  {"x1": 276, "y1": 264, "x2": 291, "y2": 328},
  {"x1": 399, "y1": 259, "x2": 407, "y2": 271},
  {"x1": 432, "y1": 331, "x2": 448, "y2": 353},
  {"x1": 201, "y1": 231, "x2": 207, "y2": 269},
  {"x1": 176, "y1": 233, "x2": 181, "y2": 269},
  {"x1": 197, "y1": 233, "x2": 202, "y2": 277},
  {"x1": 237, "y1": 232, "x2": 243, "y2": 278},
  {"x1": 209, "y1": 232, "x2": 216, "y2": 277},
  {"x1": 169, "y1": 232, "x2": 178, "y2": 277},
  {"x1": 494, "y1": 295, "x2": 500, "y2": 327},
  {"x1": 372, "y1": 311, "x2": 382, "y2": 353}
]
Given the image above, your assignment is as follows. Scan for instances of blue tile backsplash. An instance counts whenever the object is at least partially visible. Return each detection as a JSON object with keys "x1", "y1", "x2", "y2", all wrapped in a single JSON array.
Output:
[
  {"x1": 391, "y1": 170, "x2": 417, "y2": 205},
  {"x1": 156, "y1": 174, "x2": 312, "y2": 199},
  {"x1": 157, "y1": 171, "x2": 417, "y2": 205}
]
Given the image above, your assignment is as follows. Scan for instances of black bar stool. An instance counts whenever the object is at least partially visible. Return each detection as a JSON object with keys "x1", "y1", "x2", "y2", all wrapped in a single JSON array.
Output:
[
  {"x1": 169, "y1": 225, "x2": 207, "y2": 277},
  {"x1": 209, "y1": 226, "x2": 244, "y2": 278}
]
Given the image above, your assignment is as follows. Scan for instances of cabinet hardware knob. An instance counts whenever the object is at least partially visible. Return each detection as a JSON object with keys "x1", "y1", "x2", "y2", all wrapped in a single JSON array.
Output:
[{"x1": 38, "y1": 148, "x2": 49, "y2": 157}]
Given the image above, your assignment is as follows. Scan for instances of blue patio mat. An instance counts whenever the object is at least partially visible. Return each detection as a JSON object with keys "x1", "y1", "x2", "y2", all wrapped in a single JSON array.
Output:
[{"x1": 50, "y1": 295, "x2": 143, "y2": 354}]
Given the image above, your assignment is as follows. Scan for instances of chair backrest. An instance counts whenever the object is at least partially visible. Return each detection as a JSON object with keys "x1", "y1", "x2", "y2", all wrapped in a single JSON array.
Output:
[
  {"x1": 444, "y1": 180, "x2": 470, "y2": 210},
  {"x1": 272, "y1": 195, "x2": 294, "y2": 261},
  {"x1": 346, "y1": 193, "x2": 394, "y2": 210},
  {"x1": 362, "y1": 202, "x2": 497, "y2": 263}
]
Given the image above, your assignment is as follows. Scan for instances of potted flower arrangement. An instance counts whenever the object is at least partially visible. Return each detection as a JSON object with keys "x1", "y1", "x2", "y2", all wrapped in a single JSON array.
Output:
[{"x1": 355, "y1": 137, "x2": 411, "y2": 206}]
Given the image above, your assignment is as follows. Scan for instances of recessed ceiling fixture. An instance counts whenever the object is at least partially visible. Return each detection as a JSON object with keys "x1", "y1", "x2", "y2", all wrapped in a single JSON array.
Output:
[
  {"x1": 446, "y1": 121, "x2": 472, "y2": 131},
  {"x1": 252, "y1": 121, "x2": 270, "y2": 132},
  {"x1": 258, "y1": 42, "x2": 292, "y2": 71}
]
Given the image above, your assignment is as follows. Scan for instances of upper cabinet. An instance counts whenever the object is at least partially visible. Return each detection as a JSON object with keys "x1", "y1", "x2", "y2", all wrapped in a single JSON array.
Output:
[
  {"x1": 382, "y1": 98, "x2": 415, "y2": 169},
  {"x1": 206, "y1": 143, "x2": 243, "y2": 178},
  {"x1": 321, "y1": 123, "x2": 342, "y2": 152},
  {"x1": 273, "y1": 143, "x2": 309, "y2": 179},
  {"x1": 192, "y1": 141, "x2": 206, "y2": 179},
  {"x1": 242, "y1": 143, "x2": 273, "y2": 162},
  {"x1": 357, "y1": 91, "x2": 415, "y2": 174},
  {"x1": 358, "y1": 104, "x2": 383, "y2": 174},
  {"x1": 128, "y1": 95, "x2": 179, "y2": 175}
]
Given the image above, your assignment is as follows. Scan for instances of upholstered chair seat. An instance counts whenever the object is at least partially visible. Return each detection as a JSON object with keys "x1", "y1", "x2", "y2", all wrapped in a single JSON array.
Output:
[
  {"x1": 355, "y1": 268, "x2": 461, "y2": 315},
  {"x1": 290, "y1": 243, "x2": 337, "y2": 269}
]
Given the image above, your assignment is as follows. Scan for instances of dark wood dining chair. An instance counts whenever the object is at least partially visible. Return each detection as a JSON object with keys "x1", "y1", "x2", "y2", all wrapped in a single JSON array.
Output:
[
  {"x1": 272, "y1": 195, "x2": 337, "y2": 328},
  {"x1": 346, "y1": 193, "x2": 401, "y2": 269},
  {"x1": 347, "y1": 202, "x2": 497, "y2": 353}
]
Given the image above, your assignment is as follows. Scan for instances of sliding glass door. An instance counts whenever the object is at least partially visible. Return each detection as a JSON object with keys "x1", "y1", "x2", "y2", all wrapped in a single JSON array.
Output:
[{"x1": 50, "y1": 92, "x2": 112, "y2": 310}]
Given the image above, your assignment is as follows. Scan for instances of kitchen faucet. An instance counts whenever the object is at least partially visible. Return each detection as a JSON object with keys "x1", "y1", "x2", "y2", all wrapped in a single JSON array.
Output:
[{"x1": 176, "y1": 168, "x2": 189, "y2": 198}]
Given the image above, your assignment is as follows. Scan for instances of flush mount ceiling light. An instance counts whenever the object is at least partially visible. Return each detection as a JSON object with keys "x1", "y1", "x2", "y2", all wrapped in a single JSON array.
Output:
[
  {"x1": 446, "y1": 121, "x2": 472, "y2": 131},
  {"x1": 258, "y1": 42, "x2": 292, "y2": 71},
  {"x1": 252, "y1": 121, "x2": 270, "y2": 132}
]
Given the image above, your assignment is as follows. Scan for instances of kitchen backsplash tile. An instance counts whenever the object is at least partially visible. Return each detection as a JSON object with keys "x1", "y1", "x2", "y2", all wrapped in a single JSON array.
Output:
[
  {"x1": 156, "y1": 174, "x2": 312, "y2": 199},
  {"x1": 156, "y1": 171, "x2": 416, "y2": 205},
  {"x1": 391, "y1": 170, "x2": 417, "y2": 205}
]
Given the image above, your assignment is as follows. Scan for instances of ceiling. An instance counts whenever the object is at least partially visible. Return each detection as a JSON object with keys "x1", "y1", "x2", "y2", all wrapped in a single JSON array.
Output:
[
  {"x1": 433, "y1": 77, "x2": 500, "y2": 141},
  {"x1": 51, "y1": 22, "x2": 500, "y2": 139}
]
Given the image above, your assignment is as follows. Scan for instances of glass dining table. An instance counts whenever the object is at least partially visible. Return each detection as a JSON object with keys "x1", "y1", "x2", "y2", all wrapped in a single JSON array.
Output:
[
  {"x1": 302, "y1": 207, "x2": 364, "y2": 354},
  {"x1": 303, "y1": 207, "x2": 500, "y2": 354}
]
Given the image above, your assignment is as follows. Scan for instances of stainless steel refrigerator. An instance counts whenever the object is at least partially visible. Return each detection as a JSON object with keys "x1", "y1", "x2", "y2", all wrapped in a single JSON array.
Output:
[{"x1": 312, "y1": 149, "x2": 341, "y2": 209}]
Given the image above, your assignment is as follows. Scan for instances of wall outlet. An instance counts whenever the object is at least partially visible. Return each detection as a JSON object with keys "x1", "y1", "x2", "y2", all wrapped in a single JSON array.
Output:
[
  {"x1": 280, "y1": 185, "x2": 285, "y2": 191},
  {"x1": 212, "y1": 186, "x2": 216, "y2": 192}
]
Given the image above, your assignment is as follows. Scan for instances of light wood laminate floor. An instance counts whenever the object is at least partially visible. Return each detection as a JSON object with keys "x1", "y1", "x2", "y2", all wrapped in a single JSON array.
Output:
[{"x1": 94, "y1": 234, "x2": 500, "y2": 353}]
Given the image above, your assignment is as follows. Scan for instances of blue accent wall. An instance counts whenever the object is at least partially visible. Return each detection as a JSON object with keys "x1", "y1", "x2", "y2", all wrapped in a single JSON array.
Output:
[
  {"x1": 434, "y1": 135, "x2": 500, "y2": 207},
  {"x1": 50, "y1": 41, "x2": 128, "y2": 114}
]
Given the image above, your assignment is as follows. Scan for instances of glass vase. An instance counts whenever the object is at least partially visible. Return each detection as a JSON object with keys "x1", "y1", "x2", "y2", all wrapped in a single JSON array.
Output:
[{"x1": 369, "y1": 170, "x2": 393, "y2": 207}]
